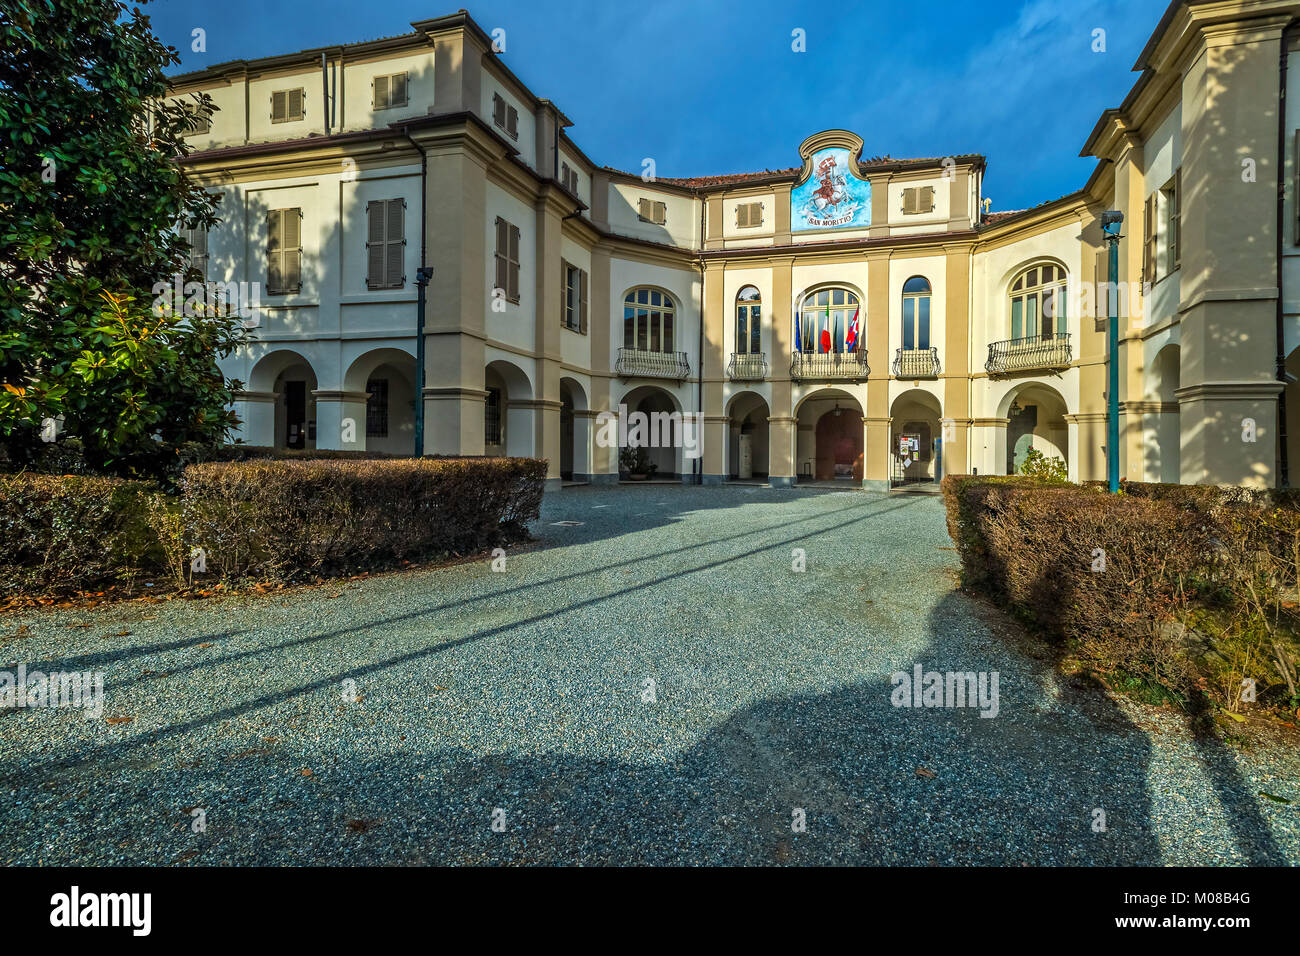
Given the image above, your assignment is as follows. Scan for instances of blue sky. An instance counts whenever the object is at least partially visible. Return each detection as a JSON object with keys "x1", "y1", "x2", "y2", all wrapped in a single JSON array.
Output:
[{"x1": 150, "y1": 0, "x2": 1168, "y2": 211}]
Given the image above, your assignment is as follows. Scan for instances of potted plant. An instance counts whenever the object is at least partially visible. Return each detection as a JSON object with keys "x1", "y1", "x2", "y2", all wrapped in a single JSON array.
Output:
[{"x1": 620, "y1": 446, "x2": 658, "y2": 481}]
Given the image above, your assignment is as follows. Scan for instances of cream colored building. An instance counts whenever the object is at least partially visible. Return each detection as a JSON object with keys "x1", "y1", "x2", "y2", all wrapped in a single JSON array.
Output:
[{"x1": 169, "y1": 2, "x2": 1300, "y2": 490}]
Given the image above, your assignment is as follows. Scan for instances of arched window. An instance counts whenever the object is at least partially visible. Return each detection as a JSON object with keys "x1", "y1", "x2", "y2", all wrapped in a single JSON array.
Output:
[
  {"x1": 798, "y1": 287, "x2": 860, "y2": 353},
  {"x1": 623, "y1": 288, "x2": 676, "y2": 353},
  {"x1": 1008, "y1": 264, "x2": 1067, "y2": 341},
  {"x1": 902, "y1": 276, "x2": 931, "y2": 351},
  {"x1": 736, "y1": 286, "x2": 761, "y2": 354}
]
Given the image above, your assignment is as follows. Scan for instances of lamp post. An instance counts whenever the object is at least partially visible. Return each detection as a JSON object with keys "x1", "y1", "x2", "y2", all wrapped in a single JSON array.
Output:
[
  {"x1": 1101, "y1": 210, "x2": 1124, "y2": 493},
  {"x1": 413, "y1": 266, "x2": 433, "y2": 457}
]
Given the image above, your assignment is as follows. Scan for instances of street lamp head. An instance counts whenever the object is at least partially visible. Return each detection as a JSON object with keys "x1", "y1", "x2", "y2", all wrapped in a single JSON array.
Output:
[
  {"x1": 415, "y1": 267, "x2": 434, "y2": 284},
  {"x1": 1101, "y1": 209, "x2": 1124, "y2": 237}
]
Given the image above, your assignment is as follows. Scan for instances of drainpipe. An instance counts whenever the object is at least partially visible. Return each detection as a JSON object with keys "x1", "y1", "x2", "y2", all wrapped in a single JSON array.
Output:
[
  {"x1": 403, "y1": 127, "x2": 429, "y2": 456},
  {"x1": 1277, "y1": 20, "x2": 1297, "y2": 487},
  {"x1": 321, "y1": 53, "x2": 330, "y2": 137},
  {"x1": 696, "y1": 191, "x2": 705, "y2": 485}
]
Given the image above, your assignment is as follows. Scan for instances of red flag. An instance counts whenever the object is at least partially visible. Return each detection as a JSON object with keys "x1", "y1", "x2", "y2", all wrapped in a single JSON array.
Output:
[
  {"x1": 819, "y1": 328, "x2": 831, "y2": 352},
  {"x1": 846, "y1": 306, "x2": 859, "y2": 351}
]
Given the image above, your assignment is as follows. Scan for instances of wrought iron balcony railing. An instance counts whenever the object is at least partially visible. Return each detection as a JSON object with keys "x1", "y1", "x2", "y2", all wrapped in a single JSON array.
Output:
[
  {"x1": 789, "y1": 349, "x2": 869, "y2": 381},
  {"x1": 984, "y1": 333, "x2": 1072, "y2": 376},
  {"x1": 892, "y1": 347, "x2": 941, "y2": 378},
  {"x1": 615, "y1": 347, "x2": 691, "y2": 380},
  {"x1": 727, "y1": 351, "x2": 768, "y2": 381}
]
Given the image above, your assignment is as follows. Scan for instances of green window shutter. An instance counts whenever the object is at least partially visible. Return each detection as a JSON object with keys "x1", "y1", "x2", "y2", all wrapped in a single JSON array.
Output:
[
  {"x1": 366, "y1": 201, "x2": 384, "y2": 289},
  {"x1": 560, "y1": 258, "x2": 570, "y2": 327},
  {"x1": 1174, "y1": 167, "x2": 1182, "y2": 269},
  {"x1": 374, "y1": 75, "x2": 389, "y2": 110},
  {"x1": 267, "y1": 210, "x2": 282, "y2": 293},
  {"x1": 283, "y1": 209, "x2": 301, "y2": 292},
  {"x1": 494, "y1": 217, "x2": 507, "y2": 294},
  {"x1": 493, "y1": 94, "x2": 506, "y2": 128},
  {"x1": 391, "y1": 73, "x2": 408, "y2": 107},
  {"x1": 579, "y1": 268, "x2": 588, "y2": 334},
  {"x1": 507, "y1": 224, "x2": 520, "y2": 301},
  {"x1": 385, "y1": 199, "x2": 405, "y2": 288}
]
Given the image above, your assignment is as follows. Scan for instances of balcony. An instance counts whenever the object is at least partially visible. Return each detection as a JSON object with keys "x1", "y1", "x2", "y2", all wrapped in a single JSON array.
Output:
[
  {"x1": 789, "y1": 349, "x2": 869, "y2": 382},
  {"x1": 727, "y1": 351, "x2": 768, "y2": 381},
  {"x1": 891, "y1": 347, "x2": 940, "y2": 379},
  {"x1": 984, "y1": 333, "x2": 1072, "y2": 376},
  {"x1": 615, "y1": 347, "x2": 691, "y2": 381}
]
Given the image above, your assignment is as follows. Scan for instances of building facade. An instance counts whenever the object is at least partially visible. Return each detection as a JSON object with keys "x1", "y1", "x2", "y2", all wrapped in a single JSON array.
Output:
[{"x1": 169, "y1": 2, "x2": 1300, "y2": 490}]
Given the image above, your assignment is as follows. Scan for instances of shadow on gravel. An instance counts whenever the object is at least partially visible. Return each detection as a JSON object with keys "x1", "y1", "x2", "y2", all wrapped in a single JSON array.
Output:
[
  {"x1": 10, "y1": 591, "x2": 1270, "y2": 866},
  {"x1": 2, "y1": 488, "x2": 1286, "y2": 865}
]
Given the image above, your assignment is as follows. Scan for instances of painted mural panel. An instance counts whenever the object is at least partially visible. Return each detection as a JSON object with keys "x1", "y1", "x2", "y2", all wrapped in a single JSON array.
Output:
[{"x1": 791, "y1": 147, "x2": 871, "y2": 231}]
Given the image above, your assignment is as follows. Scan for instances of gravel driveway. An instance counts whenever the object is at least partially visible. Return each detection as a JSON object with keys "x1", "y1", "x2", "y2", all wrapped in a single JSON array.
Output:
[{"x1": 1, "y1": 484, "x2": 1296, "y2": 865}]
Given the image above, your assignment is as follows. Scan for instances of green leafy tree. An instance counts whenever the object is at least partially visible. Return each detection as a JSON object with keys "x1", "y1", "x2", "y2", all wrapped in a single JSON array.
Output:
[
  {"x1": 0, "y1": 0, "x2": 244, "y2": 476},
  {"x1": 1019, "y1": 446, "x2": 1068, "y2": 482}
]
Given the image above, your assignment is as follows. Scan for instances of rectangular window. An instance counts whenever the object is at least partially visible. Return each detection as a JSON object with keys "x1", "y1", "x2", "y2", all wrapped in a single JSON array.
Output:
[
  {"x1": 560, "y1": 162, "x2": 580, "y2": 194},
  {"x1": 373, "y1": 72, "x2": 409, "y2": 110},
  {"x1": 365, "y1": 199, "x2": 406, "y2": 290},
  {"x1": 917, "y1": 296, "x2": 931, "y2": 349},
  {"x1": 736, "y1": 202, "x2": 763, "y2": 228},
  {"x1": 183, "y1": 226, "x2": 208, "y2": 279},
  {"x1": 1011, "y1": 297, "x2": 1023, "y2": 340},
  {"x1": 182, "y1": 107, "x2": 210, "y2": 136},
  {"x1": 266, "y1": 208, "x2": 302, "y2": 295},
  {"x1": 491, "y1": 93, "x2": 518, "y2": 139},
  {"x1": 494, "y1": 217, "x2": 520, "y2": 302},
  {"x1": 902, "y1": 186, "x2": 936, "y2": 215},
  {"x1": 484, "y1": 387, "x2": 502, "y2": 446},
  {"x1": 562, "y1": 261, "x2": 588, "y2": 333},
  {"x1": 271, "y1": 88, "x2": 305, "y2": 124},
  {"x1": 365, "y1": 378, "x2": 388, "y2": 438},
  {"x1": 902, "y1": 297, "x2": 915, "y2": 350},
  {"x1": 637, "y1": 198, "x2": 667, "y2": 225}
]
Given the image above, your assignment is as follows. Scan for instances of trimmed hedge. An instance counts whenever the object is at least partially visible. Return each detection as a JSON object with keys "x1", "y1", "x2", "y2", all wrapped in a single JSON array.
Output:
[
  {"x1": 0, "y1": 474, "x2": 161, "y2": 595},
  {"x1": 0, "y1": 457, "x2": 546, "y2": 599},
  {"x1": 181, "y1": 457, "x2": 546, "y2": 582},
  {"x1": 942, "y1": 474, "x2": 1300, "y2": 714}
]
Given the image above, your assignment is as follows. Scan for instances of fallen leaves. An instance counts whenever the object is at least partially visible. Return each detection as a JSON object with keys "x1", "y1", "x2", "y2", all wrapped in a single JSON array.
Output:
[
  {"x1": 345, "y1": 818, "x2": 383, "y2": 833},
  {"x1": 915, "y1": 767, "x2": 938, "y2": 779},
  {"x1": 105, "y1": 716, "x2": 133, "y2": 725}
]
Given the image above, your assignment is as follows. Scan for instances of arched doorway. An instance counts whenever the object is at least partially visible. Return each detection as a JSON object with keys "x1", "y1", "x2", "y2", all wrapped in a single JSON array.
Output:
[
  {"x1": 795, "y1": 390, "x2": 864, "y2": 482},
  {"x1": 560, "y1": 378, "x2": 590, "y2": 482},
  {"x1": 727, "y1": 392, "x2": 770, "y2": 480},
  {"x1": 890, "y1": 389, "x2": 943, "y2": 485},
  {"x1": 816, "y1": 411, "x2": 863, "y2": 480},
  {"x1": 1149, "y1": 344, "x2": 1180, "y2": 482},
  {"x1": 619, "y1": 385, "x2": 682, "y2": 480},
  {"x1": 484, "y1": 359, "x2": 535, "y2": 458},
  {"x1": 997, "y1": 383, "x2": 1069, "y2": 475},
  {"x1": 344, "y1": 348, "x2": 416, "y2": 455},
  {"x1": 248, "y1": 349, "x2": 318, "y2": 450}
]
